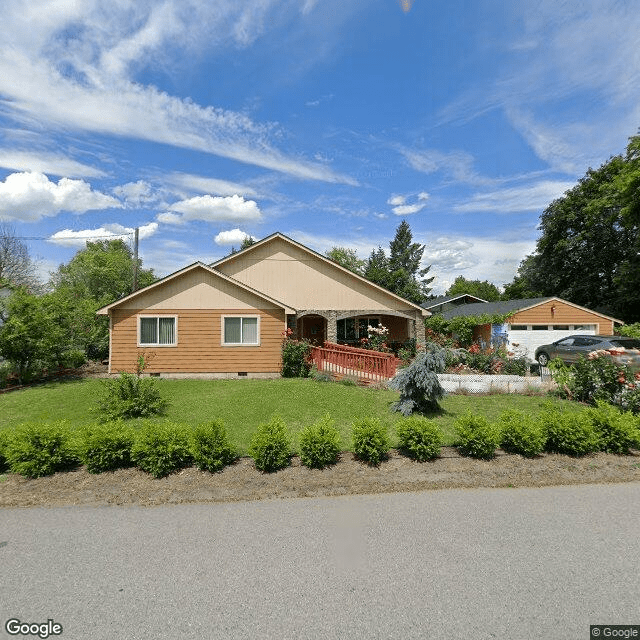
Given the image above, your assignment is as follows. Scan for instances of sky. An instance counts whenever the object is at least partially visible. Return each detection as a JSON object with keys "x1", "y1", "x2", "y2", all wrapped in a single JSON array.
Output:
[{"x1": 0, "y1": 0, "x2": 639, "y2": 295}]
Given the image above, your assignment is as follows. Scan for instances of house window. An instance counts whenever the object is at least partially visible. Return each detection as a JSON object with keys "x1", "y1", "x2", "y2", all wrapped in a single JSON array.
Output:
[
  {"x1": 509, "y1": 325, "x2": 528, "y2": 331},
  {"x1": 553, "y1": 325, "x2": 569, "y2": 330},
  {"x1": 337, "y1": 317, "x2": 380, "y2": 342},
  {"x1": 223, "y1": 316, "x2": 259, "y2": 346},
  {"x1": 532, "y1": 325, "x2": 549, "y2": 330},
  {"x1": 139, "y1": 316, "x2": 176, "y2": 346}
]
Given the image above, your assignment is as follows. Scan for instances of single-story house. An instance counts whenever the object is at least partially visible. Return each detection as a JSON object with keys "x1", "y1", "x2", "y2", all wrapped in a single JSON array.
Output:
[
  {"x1": 432, "y1": 297, "x2": 623, "y2": 361},
  {"x1": 97, "y1": 233, "x2": 430, "y2": 377}
]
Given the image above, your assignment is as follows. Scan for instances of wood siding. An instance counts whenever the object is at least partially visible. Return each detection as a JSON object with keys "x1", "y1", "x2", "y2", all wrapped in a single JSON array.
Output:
[
  {"x1": 110, "y1": 308, "x2": 285, "y2": 373},
  {"x1": 508, "y1": 300, "x2": 615, "y2": 334},
  {"x1": 217, "y1": 237, "x2": 417, "y2": 312}
]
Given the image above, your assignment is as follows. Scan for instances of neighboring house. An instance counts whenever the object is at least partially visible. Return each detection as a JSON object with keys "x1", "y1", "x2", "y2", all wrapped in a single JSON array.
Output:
[
  {"x1": 97, "y1": 233, "x2": 430, "y2": 377},
  {"x1": 421, "y1": 294, "x2": 487, "y2": 315},
  {"x1": 435, "y1": 297, "x2": 623, "y2": 361}
]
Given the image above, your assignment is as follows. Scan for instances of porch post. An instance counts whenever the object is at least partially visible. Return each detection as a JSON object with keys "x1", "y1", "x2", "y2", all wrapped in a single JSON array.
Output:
[
  {"x1": 414, "y1": 313, "x2": 426, "y2": 351},
  {"x1": 327, "y1": 310, "x2": 337, "y2": 343}
]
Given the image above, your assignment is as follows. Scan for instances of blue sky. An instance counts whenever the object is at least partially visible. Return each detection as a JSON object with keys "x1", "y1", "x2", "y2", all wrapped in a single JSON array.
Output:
[{"x1": 1, "y1": 0, "x2": 639, "y2": 294}]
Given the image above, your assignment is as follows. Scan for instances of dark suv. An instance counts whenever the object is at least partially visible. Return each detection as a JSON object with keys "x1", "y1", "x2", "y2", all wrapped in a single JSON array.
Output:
[{"x1": 535, "y1": 335, "x2": 640, "y2": 371}]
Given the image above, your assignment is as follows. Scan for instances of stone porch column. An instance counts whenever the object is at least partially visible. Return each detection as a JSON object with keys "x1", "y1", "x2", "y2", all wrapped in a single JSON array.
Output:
[{"x1": 326, "y1": 310, "x2": 337, "y2": 343}]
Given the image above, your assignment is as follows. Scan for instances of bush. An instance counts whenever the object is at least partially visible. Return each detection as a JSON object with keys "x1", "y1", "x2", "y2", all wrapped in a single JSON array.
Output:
[
  {"x1": 5, "y1": 421, "x2": 78, "y2": 478},
  {"x1": 585, "y1": 402, "x2": 640, "y2": 454},
  {"x1": 75, "y1": 422, "x2": 135, "y2": 473},
  {"x1": 299, "y1": 415, "x2": 341, "y2": 469},
  {"x1": 351, "y1": 418, "x2": 389, "y2": 465},
  {"x1": 396, "y1": 416, "x2": 443, "y2": 461},
  {"x1": 97, "y1": 372, "x2": 169, "y2": 420},
  {"x1": 59, "y1": 348, "x2": 87, "y2": 369},
  {"x1": 248, "y1": 416, "x2": 293, "y2": 472},
  {"x1": 543, "y1": 409, "x2": 599, "y2": 457},
  {"x1": 501, "y1": 358, "x2": 528, "y2": 377},
  {"x1": 0, "y1": 361, "x2": 13, "y2": 389},
  {"x1": 190, "y1": 421, "x2": 237, "y2": 473},
  {"x1": 455, "y1": 414, "x2": 500, "y2": 460},
  {"x1": 0, "y1": 429, "x2": 11, "y2": 472},
  {"x1": 497, "y1": 410, "x2": 546, "y2": 458},
  {"x1": 131, "y1": 421, "x2": 192, "y2": 478},
  {"x1": 281, "y1": 339, "x2": 312, "y2": 378},
  {"x1": 388, "y1": 345, "x2": 446, "y2": 415}
]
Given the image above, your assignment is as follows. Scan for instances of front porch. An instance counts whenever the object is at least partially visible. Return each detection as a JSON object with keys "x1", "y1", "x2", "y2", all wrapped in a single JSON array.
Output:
[{"x1": 288, "y1": 309, "x2": 426, "y2": 352}]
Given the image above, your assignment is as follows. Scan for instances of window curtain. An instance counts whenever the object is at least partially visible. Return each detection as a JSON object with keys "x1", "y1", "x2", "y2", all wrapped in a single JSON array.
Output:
[
  {"x1": 140, "y1": 317, "x2": 157, "y2": 344},
  {"x1": 159, "y1": 317, "x2": 175, "y2": 344},
  {"x1": 242, "y1": 317, "x2": 258, "y2": 344},
  {"x1": 225, "y1": 317, "x2": 242, "y2": 343}
]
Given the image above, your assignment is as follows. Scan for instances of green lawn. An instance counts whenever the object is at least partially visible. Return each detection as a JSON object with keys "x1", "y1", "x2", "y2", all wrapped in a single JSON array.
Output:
[{"x1": 0, "y1": 377, "x2": 581, "y2": 453}]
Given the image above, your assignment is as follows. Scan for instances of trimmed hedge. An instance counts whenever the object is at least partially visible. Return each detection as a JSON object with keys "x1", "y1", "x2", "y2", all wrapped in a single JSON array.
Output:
[
  {"x1": 131, "y1": 421, "x2": 192, "y2": 478},
  {"x1": 190, "y1": 421, "x2": 237, "y2": 473},
  {"x1": 75, "y1": 421, "x2": 135, "y2": 473},
  {"x1": 455, "y1": 413, "x2": 500, "y2": 460},
  {"x1": 498, "y1": 409, "x2": 546, "y2": 458},
  {"x1": 299, "y1": 415, "x2": 341, "y2": 469},
  {"x1": 248, "y1": 416, "x2": 293, "y2": 472},
  {"x1": 351, "y1": 418, "x2": 389, "y2": 465},
  {"x1": 396, "y1": 416, "x2": 443, "y2": 461}
]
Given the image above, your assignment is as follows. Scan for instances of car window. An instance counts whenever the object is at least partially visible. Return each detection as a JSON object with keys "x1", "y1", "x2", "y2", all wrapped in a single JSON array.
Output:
[
  {"x1": 610, "y1": 339, "x2": 640, "y2": 349},
  {"x1": 557, "y1": 338, "x2": 575, "y2": 346},
  {"x1": 574, "y1": 337, "x2": 599, "y2": 346}
]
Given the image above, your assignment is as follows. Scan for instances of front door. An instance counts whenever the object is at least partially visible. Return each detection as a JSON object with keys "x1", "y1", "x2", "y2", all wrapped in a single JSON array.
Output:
[{"x1": 300, "y1": 315, "x2": 326, "y2": 345}]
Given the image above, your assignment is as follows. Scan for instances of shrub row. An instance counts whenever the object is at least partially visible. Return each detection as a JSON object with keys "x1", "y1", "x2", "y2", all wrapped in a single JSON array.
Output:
[
  {"x1": 1, "y1": 403, "x2": 638, "y2": 478},
  {"x1": 454, "y1": 403, "x2": 640, "y2": 459}
]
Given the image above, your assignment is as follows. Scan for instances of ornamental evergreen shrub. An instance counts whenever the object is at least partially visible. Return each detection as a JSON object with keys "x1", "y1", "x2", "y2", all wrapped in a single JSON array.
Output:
[
  {"x1": 131, "y1": 421, "x2": 192, "y2": 478},
  {"x1": 5, "y1": 421, "x2": 78, "y2": 478},
  {"x1": 248, "y1": 416, "x2": 293, "y2": 472},
  {"x1": 190, "y1": 421, "x2": 237, "y2": 473},
  {"x1": 543, "y1": 409, "x2": 599, "y2": 457},
  {"x1": 299, "y1": 415, "x2": 341, "y2": 469},
  {"x1": 455, "y1": 413, "x2": 500, "y2": 460},
  {"x1": 497, "y1": 409, "x2": 546, "y2": 458},
  {"x1": 75, "y1": 422, "x2": 135, "y2": 473},
  {"x1": 585, "y1": 402, "x2": 640, "y2": 454},
  {"x1": 351, "y1": 418, "x2": 389, "y2": 465},
  {"x1": 396, "y1": 416, "x2": 443, "y2": 461},
  {"x1": 388, "y1": 345, "x2": 446, "y2": 415},
  {"x1": 98, "y1": 372, "x2": 169, "y2": 420}
]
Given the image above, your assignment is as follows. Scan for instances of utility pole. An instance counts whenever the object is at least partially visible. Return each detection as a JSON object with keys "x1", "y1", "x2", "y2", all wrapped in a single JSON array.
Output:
[{"x1": 132, "y1": 227, "x2": 139, "y2": 293}]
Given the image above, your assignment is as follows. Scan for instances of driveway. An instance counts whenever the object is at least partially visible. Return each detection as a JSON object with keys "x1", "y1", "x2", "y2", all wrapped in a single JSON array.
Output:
[{"x1": 2, "y1": 484, "x2": 639, "y2": 639}]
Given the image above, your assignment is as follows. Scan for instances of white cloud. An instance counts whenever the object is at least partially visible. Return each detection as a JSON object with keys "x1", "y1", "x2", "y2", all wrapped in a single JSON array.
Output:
[
  {"x1": 391, "y1": 203, "x2": 426, "y2": 216},
  {"x1": 453, "y1": 180, "x2": 574, "y2": 213},
  {"x1": 48, "y1": 222, "x2": 158, "y2": 247},
  {"x1": 166, "y1": 173, "x2": 257, "y2": 198},
  {"x1": 0, "y1": 1, "x2": 357, "y2": 185},
  {"x1": 387, "y1": 195, "x2": 405, "y2": 206},
  {"x1": 166, "y1": 194, "x2": 262, "y2": 224},
  {"x1": 400, "y1": 147, "x2": 489, "y2": 186},
  {"x1": 418, "y1": 192, "x2": 429, "y2": 201},
  {"x1": 156, "y1": 212, "x2": 184, "y2": 225},
  {"x1": 0, "y1": 149, "x2": 105, "y2": 178},
  {"x1": 424, "y1": 235, "x2": 537, "y2": 295},
  {"x1": 0, "y1": 171, "x2": 121, "y2": 222},
  {"x1": 112, "y1": 181, "x2": 158, "y2": 207},
  {"x1": 214, "y1": 229, "x2": 257, "y2": 246}
]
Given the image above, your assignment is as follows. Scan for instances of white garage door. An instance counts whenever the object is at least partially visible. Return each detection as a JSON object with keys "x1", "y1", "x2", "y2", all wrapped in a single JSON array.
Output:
[{"x1": 507, "y1": 325, "x2": 597, "y2": 361}]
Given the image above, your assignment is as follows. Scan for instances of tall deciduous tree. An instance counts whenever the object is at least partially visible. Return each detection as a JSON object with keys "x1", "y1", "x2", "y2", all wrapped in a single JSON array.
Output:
[
  {"x1": 326, "y1": 247, "x2": 366, "y2": 275},
  {"x1": 0, "y1": 223, "x2": 40, "y2": 291},
  {"x1": 49, "y1": 239, "x2": 156, "y2": 359},
  {"x1": 445, "y1": 276, "x2": 501, "y2": 301},
  {"x1": 50, "y1": 239, "x2": 155, "y2": 306},
  {"x1": 503, "y1": 134, "x2": 640, "y2": 321}
]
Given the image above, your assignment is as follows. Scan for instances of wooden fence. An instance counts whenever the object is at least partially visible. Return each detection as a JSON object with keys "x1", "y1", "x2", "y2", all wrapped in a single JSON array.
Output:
[{"x1": 309, "y1": 341, "x2": 401, "y2": 382}]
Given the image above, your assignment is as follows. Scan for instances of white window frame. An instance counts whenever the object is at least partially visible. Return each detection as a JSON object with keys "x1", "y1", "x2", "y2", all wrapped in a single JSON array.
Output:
[
  {"x1": 221, "y1": 315, "x2": 261, "y2": 347},
  {"x1": 138, "y1": 315, "x2": 178, "y2": 347}
]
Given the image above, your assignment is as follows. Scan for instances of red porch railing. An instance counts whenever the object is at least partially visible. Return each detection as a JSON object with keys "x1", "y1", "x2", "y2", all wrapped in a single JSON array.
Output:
[{"x1": 309, "y1": 341, "x2": 401, "y2": 382}]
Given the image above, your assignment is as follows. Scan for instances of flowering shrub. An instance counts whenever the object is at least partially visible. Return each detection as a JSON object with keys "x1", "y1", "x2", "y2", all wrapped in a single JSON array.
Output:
[
  {"x1": 549, "y1": 351, "x2": 639, "y2": 413},
  {"x1": 359, "y1": 324, "x2": 391, "y2": 353},
  {"x1": 281, "y1": 330, "x2": 312, "y2": 378}
]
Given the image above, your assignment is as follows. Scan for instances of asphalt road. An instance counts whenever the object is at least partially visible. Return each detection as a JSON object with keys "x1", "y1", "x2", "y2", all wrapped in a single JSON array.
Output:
[{"x1": 1, "y1": 483, "x2": 639, "y2": 640}]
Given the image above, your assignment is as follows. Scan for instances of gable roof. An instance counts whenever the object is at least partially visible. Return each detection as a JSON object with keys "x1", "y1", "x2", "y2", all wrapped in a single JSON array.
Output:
[
  {"x1": 96, "y1": 262, "x2": 295, "y2": 315},
  {"x1": 212, "y1": 232, "x2": 430, "y2": 316},
  {"x1": 438, "y1": 296, "x2": 623, "y2": 324}
]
